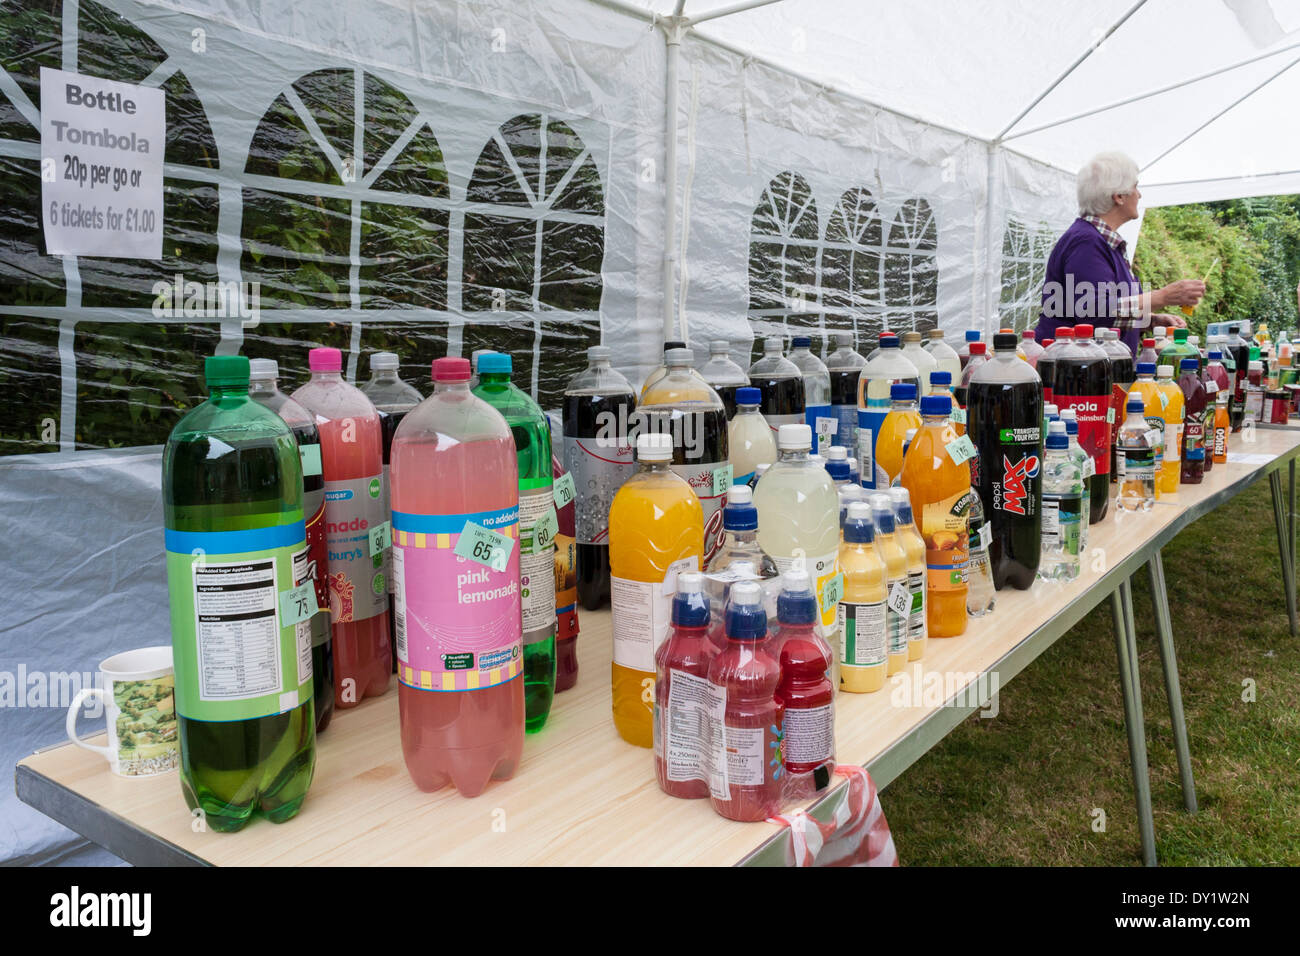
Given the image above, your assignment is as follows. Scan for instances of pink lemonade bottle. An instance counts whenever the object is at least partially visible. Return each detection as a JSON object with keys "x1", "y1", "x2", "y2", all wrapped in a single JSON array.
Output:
[
  {"x1": 391, "y1": 357, "x2": 524, "y2": 795},
  {"x1": 654, "y1": 571, "x2": 714, "y2": 800},
  {"x1": 291, "y1": 347, "x2": 391, "y2": 708},
  {"x1": 709, "y1": 580, "x2": 785, "y2": 822}
]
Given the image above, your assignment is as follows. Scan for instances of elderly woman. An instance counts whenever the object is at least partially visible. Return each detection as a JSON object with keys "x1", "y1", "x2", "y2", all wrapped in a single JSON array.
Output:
[{"x1": 1034, "y1": 151, "x2": 1204, "y2": 353}]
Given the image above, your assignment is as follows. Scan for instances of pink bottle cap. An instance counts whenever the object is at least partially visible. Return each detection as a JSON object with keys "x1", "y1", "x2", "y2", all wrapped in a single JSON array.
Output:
[
  {"x1": 308, "y1": 347, "x2": 342, "y2": 372},
  {"x1": 433, "y1": 357, "x2": 471, "y2": 382}
]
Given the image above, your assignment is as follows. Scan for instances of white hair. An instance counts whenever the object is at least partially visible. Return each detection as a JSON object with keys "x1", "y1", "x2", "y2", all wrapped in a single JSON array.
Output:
[{"x1": 1077, "y1": 151, "x2": 1139, "y2": 217}]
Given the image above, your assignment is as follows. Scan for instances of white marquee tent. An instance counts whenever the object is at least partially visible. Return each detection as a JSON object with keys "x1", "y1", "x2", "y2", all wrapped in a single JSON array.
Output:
[{"x1": 1, "y1": 0, "x2": 1293, "y2": 864}]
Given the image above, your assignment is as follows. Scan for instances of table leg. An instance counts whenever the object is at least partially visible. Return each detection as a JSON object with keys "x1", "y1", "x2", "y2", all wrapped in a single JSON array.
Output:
[
  {"x1": 1112, "y1": 582, "x2": 1157, "y2": 867},
  {"x1": 1270, "y1": 470, "x2": 1298, "y2": 637},
  {"x1": 1147, "y1": 553, "x2": 1197, "y2": 813},
  {"x1": 1289, "y1": 459, "x2": 1295, "y2": 602}
]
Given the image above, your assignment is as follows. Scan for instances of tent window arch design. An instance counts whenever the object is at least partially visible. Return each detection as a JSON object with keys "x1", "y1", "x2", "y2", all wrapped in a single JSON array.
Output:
[
  {"x1": 821, "y1": 186, "x2": 883, "y2": 341},
  {"x1": 0, "y1": 0, "x2": 220, "y2": 453},
  {"x1": 748, "y1": 170, "x2": 820, "y2": 354},
  {"x1": 998, "y1": 218, "x2": 1054, "y2": 332},
  {"x1": 883, "y1": 198, "x2": 939, "y2": 332}
]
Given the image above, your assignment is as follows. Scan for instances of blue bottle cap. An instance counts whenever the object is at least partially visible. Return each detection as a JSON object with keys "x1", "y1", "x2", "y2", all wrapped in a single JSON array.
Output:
[
  {"x1": 1209, "y1": 350, "x2": 1222, "y2": 360},
  {"x1": 931, "y1": 371, "x2": 952, "y2": 386},
  {"x1": 1127, "y1": 397, "x2": 1145, "y2": 413},
  {"x1": 1137, "y1": 362, "x2": 1157, "y2": 374},
  {"x1": 723, "y1": 485, "x2": 758, "y2": 532},
  {"x1": 869, "y1": 495, "x2": 895, "y2": 534},
  {"x1": 671, "y1": 572, "x2": 711, "y2": 628},
  {"x1": 891, "y1": 383, "x2": 918, "y2": 401},
  {"x1": 965, "y1": 330, "x2": 981, "y2": 342},
  {"x1": 724, "y1": 581, "x2": 767, "y2": 642},
  {"x1": 478, "y1": 352, "x2": 512, "y2": 374},
  {"x1": 1180, "y1": 358, "x2": 1199, "y2": 371},
  {"x1": 824, "y1": 458, "x2": 851, "y2": 482},
  {"x1": 920, "y1": 394, "x2": 951, "y2": 415},
  {"x1": 843, "y1": 501, "x2": 874, "y2": 544},
  {"x1": 879, "y1": 335, "x2": 900, "y2": 349},
  {"x1": 776, "y1": 569, "x2": 818, "y2": 625},
  {"x1": 792, "y1": 335, "x2": 811, "y2": 348},
  {"x1": 736, "y1": 386, "x2": 762, "y2": 405},
  {"x1": 1046, "y1": 431, "x2": 1068, "y2": 450}
]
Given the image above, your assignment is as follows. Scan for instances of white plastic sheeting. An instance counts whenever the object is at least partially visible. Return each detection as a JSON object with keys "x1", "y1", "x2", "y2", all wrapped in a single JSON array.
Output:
[{"x1": 0, "y1": 0, "x2": 1277, "y2": 865}]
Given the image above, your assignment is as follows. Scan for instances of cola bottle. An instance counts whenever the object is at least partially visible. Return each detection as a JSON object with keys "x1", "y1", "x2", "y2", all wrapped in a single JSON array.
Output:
[
  {"x1": 1035, "y1": 327, "x2": 1073, "y2": 407},
  {"x1": 1051, "y1": 323, "x2": 1111, "y2": 524},
  {"x1": 1099, "y1": 328, "x2": 1135, "y2": 483},
  {"x1": 967, "y1": 332, "x2": 1043, "y2": 589}
]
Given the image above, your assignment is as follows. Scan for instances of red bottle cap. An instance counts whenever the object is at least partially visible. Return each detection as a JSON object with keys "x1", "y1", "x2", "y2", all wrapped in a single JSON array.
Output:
[
  {"x1": 433, "y1": 356, "x2": 471, "y2": 382},
  {"x1": 308, "y1": 347, "x2": 342, "y2": 372},
  {"x1": 1056, "y1": 327, "x2": 1074, "y2": 338},
  {"x1": 1021, "y1": 330, "x2": 1036, "y2": 338},
  {"x1": 969, "y1": 342, "x2": 987, "y2": 355},
  {"x1": 1043, "y1": 339, "x2": 1055, "y2": 347},
  {"x1": 1142, "y1": 338, "x2": 1155, "y2": 347},
  {"x1": 1074, "y1": 323, "x2": 1095, "y2": 337}
]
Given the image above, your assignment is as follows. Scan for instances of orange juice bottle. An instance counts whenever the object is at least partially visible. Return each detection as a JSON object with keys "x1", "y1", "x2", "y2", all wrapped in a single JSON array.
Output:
[
  {"x1": 608, "y1": 432, "x2": 703, "y2": 747},
  {"x1": 1155, "y1": 365, "x2": 1185, "y2": 495},
  {"x1": 901, "y1": 394, "x2": 971, "y2": 638},
  {"x1": 876, "y1": 383, "x2": 923, "y2": 484},
  {"x1": 869, "y1": 494, "x2": 910, "y2": 675},
  {"x1": 1126, "y1": 362, "x2": 1163, "y2": 500}
]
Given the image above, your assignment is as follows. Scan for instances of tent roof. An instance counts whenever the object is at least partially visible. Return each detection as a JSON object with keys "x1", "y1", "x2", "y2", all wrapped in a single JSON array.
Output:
[{"x1": 621, "y1": 0, "x2": 1300, "y2": 204}]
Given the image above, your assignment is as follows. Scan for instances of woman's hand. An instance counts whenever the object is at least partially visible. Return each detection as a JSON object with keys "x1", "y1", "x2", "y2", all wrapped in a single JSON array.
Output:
[
  {"x1": 1156, "y1": 279, "x2": 1206, "y2": 308},
  {"x1": 1152, "y1": 312, "x2": 1187, "y2": 329}
]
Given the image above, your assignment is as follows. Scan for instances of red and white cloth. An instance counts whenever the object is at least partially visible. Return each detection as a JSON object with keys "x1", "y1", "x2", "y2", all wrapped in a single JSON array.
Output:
[{"x1": 768, "y1": 765, "x2": 898, "y2": 867}]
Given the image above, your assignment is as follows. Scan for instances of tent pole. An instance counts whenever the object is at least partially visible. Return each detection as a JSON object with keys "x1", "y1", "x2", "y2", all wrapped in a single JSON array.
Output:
[
  {"x1": 994, "y1": 0, "x2": 1150, "y2": 142},
  {"x1": 661, "y1": 10, "x2": 687, "y2": 343},
  {"x1": 983, "y1": 142, "x2": 1001, "y2": 335}
]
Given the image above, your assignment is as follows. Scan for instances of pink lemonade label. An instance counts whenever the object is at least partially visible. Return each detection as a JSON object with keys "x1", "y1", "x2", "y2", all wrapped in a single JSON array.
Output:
[{"x1": 393, "y1": 506, "x2": 523, "y2": 692}]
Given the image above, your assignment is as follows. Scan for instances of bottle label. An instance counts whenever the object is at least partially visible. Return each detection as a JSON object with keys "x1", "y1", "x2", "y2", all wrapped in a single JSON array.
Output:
[
  {"x1": 806, "y1": 405, "x2": 835, "y2": 454},
  {"x1": 1213, "y1": 424, "x2": 1228, "y2": 459},
  {"x1": 1144, "y1": 416, "x2": 1165, "y2": 471},
  {"x1": 165, "y1": 523, "x2": 314, "y2": 722},
  {"x1": 518, "y1": 484, "x2": 558, "y2": 642},
  {"x1": 392, "y1": 506, "x2": 522, "y2": 692},
  {"x1": 838, "y1": 600, "x2": 886, "y2": 667},
  {"x1": 562, "y1": 434, "x2": 633, "y2": 546},
  {"x1": 782, "y1": 704, "x2": 833, "y2": 765},
  {"x1": 907, "y1": 569, "x2": 926, "y2": 644},
  {"x1": 920, "y1": 489, "x2": 972, "y2": 592},
  {"x1": 711, "y1": 721, "x2": 768, "y2": 791},
  {"x1": 661, "y1": 669, "x2": 725, "y2": 784},
  {"x1": 1110, "y1": 382, "x2": 1129, "y2": 448},
  {"x1": 992, "y1": 427, "x2": 1041, "y2": 519},
  {"x1": 555, "y1": 529, "x2": 579, "y2": 641},
  {"x1": 833, "y1": 403, "x2": 858, "y2": 453},
  {"x1": 1120, "y1": 448, "x2": 1155, "y2": 481},
  {"x1": 1166, "y1": 423, "x2": 1183, "y2": 463},
  {"x1": 1042, "y1": 494, "x2": 1082, "y2": 555},
  {"x1": 323, "y1": 474, "x2": 389, "y2": 624},
  {"x1": 669, "y1": 461, "x2": 728, "y2": 565},
  {"x1": 611, "y1": 557, "x2": 696, "y2": 671},
  {"x1": 858, "y1": 405, "x2": 889, "y2": 489},
  {"x1": 1245, "y1": 386, "x2": 1264, "y2": 420},
  {"x1": 1054, "y1": 395, "x2": 1110, "y2": 476},
  {"x1": 1183, "y1": 421, "x2": 1205, "y2": 460},
  {"x1": 886, "y1": 580, "x2": 909, "y2": 654},
  {"x1": 303, "y1": 490, "x2": 332, "y2": 650}
]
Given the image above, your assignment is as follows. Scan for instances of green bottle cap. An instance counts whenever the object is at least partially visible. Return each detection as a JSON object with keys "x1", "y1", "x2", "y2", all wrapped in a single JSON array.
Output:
[
  {"x1": 205, "y1": 354, "x2": 250, "y2": 388},
  {"x1": 1174, "y1": 328, "x2": 1188, "y2": 342},
  {"x1": 1250, "y1": 346, "x2": 1261, "y2": 361}
]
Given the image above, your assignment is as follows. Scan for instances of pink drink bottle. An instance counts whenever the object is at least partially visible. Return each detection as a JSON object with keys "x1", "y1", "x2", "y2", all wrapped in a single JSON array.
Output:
[
  {"x1": 291, "y1": 347, "x2": 391, "y2": 708},
  {"x1": 391, "y1": 357, "x2": 524, "y2": 795}
]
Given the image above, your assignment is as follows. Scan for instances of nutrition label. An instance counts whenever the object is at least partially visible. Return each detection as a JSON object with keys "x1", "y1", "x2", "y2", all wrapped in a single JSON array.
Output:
[
  {"x1": 663, "y1": 670, "x2": 725, "y2": 784},
  {"x1": 193, "y1": 559, "x2": 281, "y2": 701}
]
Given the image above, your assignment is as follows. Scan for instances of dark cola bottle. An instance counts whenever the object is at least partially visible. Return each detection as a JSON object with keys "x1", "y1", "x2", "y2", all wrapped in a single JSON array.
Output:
[
  {"x1": 1051, "y1": 323, "x2": 1111, "y2": 524},
  {"x1": 967, "y1": 332, "x2": 1043, "y2": 589}
]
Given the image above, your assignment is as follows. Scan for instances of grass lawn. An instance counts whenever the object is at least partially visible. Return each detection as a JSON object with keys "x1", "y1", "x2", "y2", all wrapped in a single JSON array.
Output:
[{"x1": 882, "y1": 480, "x2": 1300, "y2": 866}]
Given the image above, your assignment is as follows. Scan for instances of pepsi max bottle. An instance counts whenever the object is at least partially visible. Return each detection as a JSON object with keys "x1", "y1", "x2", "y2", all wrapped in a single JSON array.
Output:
[{"x1": 967, "y1": 331, "x2": 1043, "y2": 589}]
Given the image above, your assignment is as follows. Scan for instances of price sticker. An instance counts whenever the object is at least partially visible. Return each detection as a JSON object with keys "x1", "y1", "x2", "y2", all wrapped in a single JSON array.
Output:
[
  {"x1": 945, "y1": 434, "x2": 977, "y2": 465},
  {"x1": 662, "y1": 556, "x2": 699, "y2": 595},
  {"x1": 454, "y1": 521, "x2": 515, "y2": 572},
  {"x1": 1158, "y1": 390, "x2": 1169, "y2": 410},
  {"x1": 820, "y1": 572, "x2": 844, "y2": 609},
  {"x1": 1106, "y1": 408, "x2": 1116, "y2": 424},
  {"x1": 299, "y1": 442, "x2": 322, "y2": 478},
  {"x1": 712, "y1": 464, "x2": 734, "y2": 495},
  {"x1": 887, "y1": 581, "x2": 912, "y2": 617},
  {"x1": 552, "y1": 472, "x2": 576, "y2": 510},
  {"x1": 533, "y1": 507, "x2": 559, "y2": 551},
  {"x1": 1206, "y1": 381, "x2": 1218, "y2": 395},
  {"x1": 368, "y1": 520, "x2": 392, "y2": 556},
  {"x1": 816, "y1": 417, "x2": 838, "y2": 437},
  {"x1": 279, "y1": 581, "x2": 316, "y2": 627},
  {"x1": 978, "y1": 521, "x2": 992, "y2": 552},
  {"x1": 950, "y1": 408, "x2": 967, "y2": 425}
]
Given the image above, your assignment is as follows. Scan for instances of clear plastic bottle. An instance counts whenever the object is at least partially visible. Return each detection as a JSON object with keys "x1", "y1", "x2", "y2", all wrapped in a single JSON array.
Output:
[
  {"x1": 826, "y1": 332, "x2": 867, "y2": 453},
  {"x1": 640, "y1": 339, "x2": 687, "y2": 398},
  {"x1": 1039, "y1": 421, "x2": 1082, "y2": 583},
  {"x1": 705, "y1": 485, "x2": 780, "y2": 583},
  {"x1": 857, "y1": 335, "x2": 920, "y2": 491},
  {"x1": 889, "y1": 487, "x2": 928, "y2": 661},
  {"x1": 248, "y1": 359, "x2": 334, "y2": 734},
  {"x1": 870, "y1": 494, "x2": 910, "y2": 676},
  {"x1": 700, "y1": 339, "x2": 750, "y2": 419},
  {"x1": 926, "y1": 329, "x2": 963, "y2": 383},
  {"x1": 838, "y1": 501, "x2": 888, "y2": 693},
  {"x1": 753, "y1": 424, "x2": 841, "y2": 643},
  {"x1": 901, "y1": 330, "x2": 938, "y2": 390},
  {"x1": 838, "y1": 482, "x2": 863, "y2": 530},
  {"x1": 772, "y1": 569, "x2": 835, "y2": 797},
  {"x1": 609, "y1": 433, "x2": 704, "y2": 748},
  {"x1": 562, "y1": 345, "x2": 637, "y2": 612},
  {"x1": 965, "y1": 491, "x2": 996, "y2": 616},
  {"x1": 1058, "y1": 410, "x2": 1092, "y2": 554},
  {"x1": 653, "y1": 570, "x2": 713, "y2": 799},
  {"x1": 391, "y1": 357, "x2": 524, "y2": 795},
  {"x1": 1116, "y1": 397, "x2": 1156, "y2": 512},
  {"x1": 291, "y1": 347, "x2": 392, "y2": 709},
  {"x1": 709, "y1": 579, "x2": 784, "y2": 822},
  {"x1": 956, "y1": 341, "x2": 989, "y2": 411},
  {"x1": 749, "y1": 337, "x2": 807, "y2": 435},
  {"x1": 728, "y1": 386, "x2": 778, "y2": 487},
  {"x1": 1036, "y1": 327, "x2": 1072, "y2": 406},
  {"x1": 473, "y1": 352, "x2": 558, "y2": 732},
  {"x1": 164, "y1": 355, "x2": 316, "y2": 831},
  {"x1": 789, "y1": 335, "x2": 834, "y2": 453},
  {"x1": 1021, "y1": 330, "x2": 1045, "y2": 367}
]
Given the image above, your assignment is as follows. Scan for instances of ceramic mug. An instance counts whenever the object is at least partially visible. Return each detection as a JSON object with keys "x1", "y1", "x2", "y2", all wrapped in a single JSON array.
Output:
[{"x1": 65, "y1": 646, "x2": 179, "y2": 777}]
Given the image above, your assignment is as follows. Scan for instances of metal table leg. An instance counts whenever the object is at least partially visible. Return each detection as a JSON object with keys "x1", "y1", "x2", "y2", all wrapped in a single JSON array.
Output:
[
  {"x1": 1146, "y1": 553, "x2": 1197, "y2": 813},
  {"x1": 1112, "y1": 581, "x2": 1157, "y2": 866},
  {"x1": 1270, "y1": 469, "x2": 1298, "y2": 636}
]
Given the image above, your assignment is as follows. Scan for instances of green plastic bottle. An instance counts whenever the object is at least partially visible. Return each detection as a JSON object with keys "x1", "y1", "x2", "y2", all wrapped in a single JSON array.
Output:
[
  {"x1": 163, "y1": 355, "x2": 316, "y2": 832},
  {"x1": 473, "y1": 352, "x2": 558, "y2": 732}
]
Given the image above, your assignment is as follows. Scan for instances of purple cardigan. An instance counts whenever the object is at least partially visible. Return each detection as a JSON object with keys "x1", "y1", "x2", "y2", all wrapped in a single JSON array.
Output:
[{"x1": 1033, "y1": 218, "x2": 1142, "y2": 354}]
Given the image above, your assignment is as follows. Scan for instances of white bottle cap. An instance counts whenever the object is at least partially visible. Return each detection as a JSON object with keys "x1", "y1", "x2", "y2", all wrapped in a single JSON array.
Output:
[
  {"x1": 754, "y1": 463, "x2": 771, "y2": 478},
  {"x1": 371, "y1": 351, "x2": 399, "y2": 371},
  {"x1": 847, "y1": 500, "x2": 872, "y2": 520},
  {"x1": 248, "y1": 358, "x2": 278, "y2": 379},
  {"x1": 777, "y1": 423, "x2": 813, "y2": 450},
  {"x1": 828, "y1": 446, "x2": 847, "y2": 461},
  {"x1": 869, "y1": 493, "x2": 892, "y2": 512},
  {"x1": 677, "y1": 571, "x2": 704, "y2": 594},
  {"x1": 710, "y1": 339, "x2": 729, "y2": 354},
  {"x1": 665, "y1": 348, "x2": 694, "y2": 366},
  {"x1": 727, "y1": 484, "x2": 753, "y2": 506},
  {"x1": 1049, "y1": 419, "x2": 1066, "y2": 435},
  {"x1": 1250, "y1": 360, "x2": 1263, "y2": 370},
  {"x1": 587, "y1": 346, "x2": 612, "y2": 362},
  {"x1": 904, "y1": 428, "x2": 917, "y2": 441},
  {"x1": 637, "y1": 432, "x2": 673, "y2": 461},
  {"x1": 888, "y1": 487, "x2": 911, "y2": 507},
  {"x1": 730, "y1": 580, "x2": 763, "y2": 605},
  {"x1": 834, "y1": 331, "x2": 853, "y2": 346},
  {"x1": 839, "y1": 484, "x2": 862, "y2": 503},
  {"x1": 1157, "y1": 364, "x2": 1174, "y2": 377},
  {"x1": 764, "y1": 336, "x2": 783, "y2": 354},
  {"x1": 1044, "y1": 403, "x2": 1059, "y2": 416},
  {"x1": 781, "y1": 568, "x2": 811, "y2": 592},
  {"x1": 1059, "y1": 407, "x2": 1077, "y2": 421}
]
